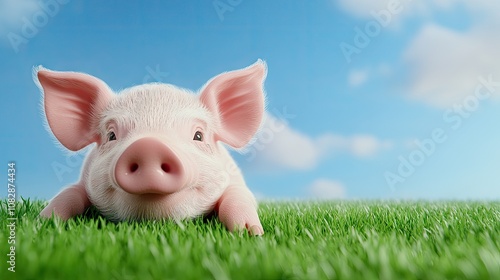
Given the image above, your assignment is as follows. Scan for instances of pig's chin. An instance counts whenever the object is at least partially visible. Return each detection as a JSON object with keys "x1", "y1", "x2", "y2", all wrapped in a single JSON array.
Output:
[{"x1": 91, "y1": 184, "x2": 216, "y2": 222}]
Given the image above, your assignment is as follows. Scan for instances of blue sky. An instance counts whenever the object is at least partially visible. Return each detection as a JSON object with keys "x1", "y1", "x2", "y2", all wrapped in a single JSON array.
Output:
[{"x1": 2, "y1": 0, "x2": 500, "y2": 201}]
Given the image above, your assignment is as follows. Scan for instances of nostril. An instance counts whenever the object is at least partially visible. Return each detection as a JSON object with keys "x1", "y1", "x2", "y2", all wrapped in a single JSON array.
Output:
[
  {"x1": 161, "y1": 163, "x2": 171, "y2": 173},
  {"x1": 129, "y1": 163, "x2": 139, "y2": 173}
]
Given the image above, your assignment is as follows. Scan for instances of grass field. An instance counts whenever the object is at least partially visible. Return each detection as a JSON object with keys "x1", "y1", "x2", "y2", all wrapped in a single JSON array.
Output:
[{"x1": 1, "y1": 199, "x2": 499, "y2": 279}]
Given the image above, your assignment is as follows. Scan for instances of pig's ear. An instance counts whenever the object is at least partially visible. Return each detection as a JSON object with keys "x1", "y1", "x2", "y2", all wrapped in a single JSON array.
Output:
[
  {"x1": 35, "y1": 67, "x2": 113, "y2": 151},
  {"x1": 200, "y1": 60, "x2": 266, "y2": 148}
]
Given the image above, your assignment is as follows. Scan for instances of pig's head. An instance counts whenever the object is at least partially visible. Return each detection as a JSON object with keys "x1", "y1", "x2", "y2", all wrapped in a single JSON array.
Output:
[{"x1": 36, "y1": 60, "x2": 266, "y2": 221}]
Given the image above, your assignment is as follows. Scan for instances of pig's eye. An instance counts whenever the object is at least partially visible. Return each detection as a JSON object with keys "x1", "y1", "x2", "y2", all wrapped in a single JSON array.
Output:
[
  {"x1": 193, "y1": 131, "x2": 203, "y2": 142},
  {"x1": 108, "y1": 131, "x2": 117, "y2": 141}
]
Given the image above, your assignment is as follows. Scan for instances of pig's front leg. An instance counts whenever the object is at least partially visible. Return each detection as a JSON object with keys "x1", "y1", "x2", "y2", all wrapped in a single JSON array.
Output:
[
  {"x1": 216, "y1": 185, "x2": 264, "y2": 235},
  {"x1": 40, "y1": 184, "x2": 91, "y2": 220}
]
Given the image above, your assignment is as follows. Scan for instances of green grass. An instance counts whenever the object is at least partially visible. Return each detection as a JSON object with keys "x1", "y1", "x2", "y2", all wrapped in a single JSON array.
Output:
[{"x1": 1, "y1": 199, "x2": 499, "y2": 279}]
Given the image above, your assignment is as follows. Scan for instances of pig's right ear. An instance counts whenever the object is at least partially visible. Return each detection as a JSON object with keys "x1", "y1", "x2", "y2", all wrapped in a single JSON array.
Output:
[{"x1": 35, "y1": 67, "x2": 113, "y2": 151}]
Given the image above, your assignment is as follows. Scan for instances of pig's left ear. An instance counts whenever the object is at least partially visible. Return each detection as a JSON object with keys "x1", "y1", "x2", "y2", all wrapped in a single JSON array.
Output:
[{"x1": 200, "y1": 60, "x2": 266, "y2": 148}]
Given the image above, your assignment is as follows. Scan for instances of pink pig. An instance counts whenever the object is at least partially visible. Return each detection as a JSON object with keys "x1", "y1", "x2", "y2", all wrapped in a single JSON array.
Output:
[{"x1": 35, "y1": 60, "x2": 266, "y2": 235}]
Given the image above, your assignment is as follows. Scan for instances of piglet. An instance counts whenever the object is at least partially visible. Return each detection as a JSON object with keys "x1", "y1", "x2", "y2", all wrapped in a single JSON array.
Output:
[{"x1": 35, "y1": 60, "x2": 266, "y2": 235}]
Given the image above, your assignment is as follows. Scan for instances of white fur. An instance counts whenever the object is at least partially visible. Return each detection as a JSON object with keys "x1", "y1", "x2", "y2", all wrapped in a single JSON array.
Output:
[{"x1": 83, "y1": 83, "x2": 246, "y2": 221}]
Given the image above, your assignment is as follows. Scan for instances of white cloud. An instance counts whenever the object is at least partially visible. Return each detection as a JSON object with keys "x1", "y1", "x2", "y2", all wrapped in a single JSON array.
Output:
[
  {"x1": 0, "y1": 0, "x2": 40, "y2": 37},
  {"x1": 351, "y1": 135, "x2": 393, "y2": 157},
  {"x1": 242, "y1": 113, "x2": 392, "y2": 171},
  {"x1": 336, "y1": 0, "x2": 439, "y2": 29},
  {"x1": 338, "y1": 0, "x2": 500, "y2": 108},
  {"x1": 377, "y1": 63, "x2": 393, "y2": 77},
  {"x1": 308, "y1": 179, "x2": 346, "y2": 199},
  {"x1": 346, "y1": 65, "x2": 394, "y2": 88},
  {"x1": 461, "y1": 1, "x2": 500, "y2": 24},
  {"x1": 348, "y1": 69, "x2": 369, "y2": 87},
  {"x1": 337, "y1": 0, "x2": 455, "y2": 20},
  {"x1": 317, "y1": 133, "x2": 393, "y2": 158},
  {"x1": 404, "y1": 24, "x2": 500, "y2": 107},
  {"x1": 337, "y1": 0, "x2": 398, "y2": 18},
  {"x1": 245, "y1": 114, "x2": 320, "y2": 170}
]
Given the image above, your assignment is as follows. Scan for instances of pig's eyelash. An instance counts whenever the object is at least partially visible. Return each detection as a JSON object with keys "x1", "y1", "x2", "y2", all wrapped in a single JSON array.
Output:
[{"x1": 193, "y1": 118, "x2": 208, "y2": 129}]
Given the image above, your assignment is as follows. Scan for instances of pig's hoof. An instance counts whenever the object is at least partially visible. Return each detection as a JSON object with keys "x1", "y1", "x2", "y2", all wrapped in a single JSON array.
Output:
[
  {"x1": 39, "y1": 208, "x2": 53, "y2": 219},
  {"x1": 39, "y1": 207, "x2": 67, "y2": 220},
  {"x1": 249, "y1": 225, "x2": 264, "y2": 236},
  {"x1": 231, "y1": 223, "x2": 264, "y2": 236}
]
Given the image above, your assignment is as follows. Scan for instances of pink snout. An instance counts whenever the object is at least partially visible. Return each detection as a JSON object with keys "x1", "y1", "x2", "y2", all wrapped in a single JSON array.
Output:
[{"x1": 114, "y1": 137, "x2": 185, "y2": 195}]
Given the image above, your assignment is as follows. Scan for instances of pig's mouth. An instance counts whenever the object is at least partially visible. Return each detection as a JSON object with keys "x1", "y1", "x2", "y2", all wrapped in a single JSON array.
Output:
[
  {"x1": 116, "y1": 182, "x2": 193, "y2": 203},
  {"x1": 135, "y1": 192, "x2": 170, "y2": 201}
]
